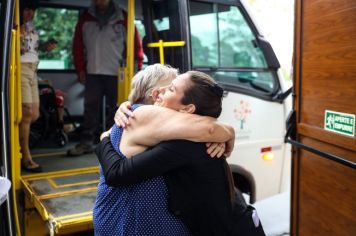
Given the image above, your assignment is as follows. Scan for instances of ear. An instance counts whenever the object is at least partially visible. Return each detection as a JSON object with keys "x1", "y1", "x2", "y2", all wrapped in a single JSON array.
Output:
[
  {"x1": 179, "y1": 104, "x2": 196, "y2": 114},
  {"x1": 151, "y1": 89, "x2": 159, "y2": 102}
]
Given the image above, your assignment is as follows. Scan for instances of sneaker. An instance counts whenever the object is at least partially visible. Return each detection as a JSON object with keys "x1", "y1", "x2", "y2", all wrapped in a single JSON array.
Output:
[{"x1": 67, "y1": 143, "x2": 93, "y2": 156}]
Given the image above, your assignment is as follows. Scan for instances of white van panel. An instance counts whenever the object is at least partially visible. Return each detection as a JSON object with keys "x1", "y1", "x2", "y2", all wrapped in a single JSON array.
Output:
[{"x1": 219, "y1": 92, "x2": 286, "y2": 200}]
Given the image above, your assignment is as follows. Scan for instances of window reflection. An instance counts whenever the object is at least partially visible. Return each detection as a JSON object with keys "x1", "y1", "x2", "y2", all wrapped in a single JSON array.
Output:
[
  {"x1": 189, "y1": 1, "x2": 276, "y2": 94},
  {"x1": 189, "y1": 1, "x2": 218, "y2": 67},
  {"x1": 218, "y1": 6, "x2": 267, "y2": 68}
]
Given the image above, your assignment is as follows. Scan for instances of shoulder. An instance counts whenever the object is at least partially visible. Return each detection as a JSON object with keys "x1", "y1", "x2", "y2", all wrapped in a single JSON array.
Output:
[
  {"x1": 78, "y1": 11, "x2": 96, "y2": 24},
  {"x1": 131, "y1": 105, "x2": 154, "y2": 118},
  {"x1": 132, "y1": 105, "x2": 174, "y2": 119}
]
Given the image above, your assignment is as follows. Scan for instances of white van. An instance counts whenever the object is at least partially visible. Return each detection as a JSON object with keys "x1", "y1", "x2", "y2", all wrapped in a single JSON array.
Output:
[{"x1": 187, "y1": 0, "x2": 292, "y2": 202}]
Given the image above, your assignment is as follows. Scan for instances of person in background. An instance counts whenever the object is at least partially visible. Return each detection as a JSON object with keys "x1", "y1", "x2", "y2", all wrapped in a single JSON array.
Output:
[
  {"x1": 68, "y1": 0, "x2": 144, "y2": 156},
  {"x1": 20, "y1": 1, "x2": 57, "y2": 172}
]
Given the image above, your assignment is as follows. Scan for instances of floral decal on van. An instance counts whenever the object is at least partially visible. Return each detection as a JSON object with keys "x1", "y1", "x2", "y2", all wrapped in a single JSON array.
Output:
[{"x1": 234, "y1": 100, "x2": 251, "y2": 129}]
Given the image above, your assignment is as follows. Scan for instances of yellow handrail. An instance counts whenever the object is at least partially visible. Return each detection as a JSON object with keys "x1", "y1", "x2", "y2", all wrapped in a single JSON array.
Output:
[
  {"x1": 126, "y1": 0, "x2": 135, "y2": 98},
  {"x1": 10, "y1": 30, "x2": 22, "y2": 236},
  {"x1": 8, "y1": 1, "x2": 23, "y2": 235},
  {"x1": 147, "y1": 40, "x2": 186, "y2": 64},
  {"x1": 117, "y1": 0, "x2": 135, "y2": 105}
]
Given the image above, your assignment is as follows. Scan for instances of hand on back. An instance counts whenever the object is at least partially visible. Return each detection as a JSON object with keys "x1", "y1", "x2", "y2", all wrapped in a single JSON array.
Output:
[
  {"x1": 114, "y1": 101, "x2": 134, "y2": 128},
  {"x1": 206, "y1": 142, "x2": 227, "y2": 158}
]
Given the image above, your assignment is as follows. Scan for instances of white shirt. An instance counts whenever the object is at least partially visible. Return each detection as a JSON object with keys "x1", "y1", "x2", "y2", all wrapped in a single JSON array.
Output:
[{"x1": 20, "y1": 21, "x2": 39, "y2": 63}]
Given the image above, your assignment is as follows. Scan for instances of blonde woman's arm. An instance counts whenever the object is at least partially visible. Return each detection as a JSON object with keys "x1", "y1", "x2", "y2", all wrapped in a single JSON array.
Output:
[{"x1": 124, "y1": 105, "x2": 234, "y2": 148}]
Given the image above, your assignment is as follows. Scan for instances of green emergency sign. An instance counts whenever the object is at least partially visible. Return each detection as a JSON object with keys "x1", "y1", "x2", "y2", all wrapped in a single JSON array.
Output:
[{"x1": 324, "y1": 110, "x2": 355, "y2": 137}]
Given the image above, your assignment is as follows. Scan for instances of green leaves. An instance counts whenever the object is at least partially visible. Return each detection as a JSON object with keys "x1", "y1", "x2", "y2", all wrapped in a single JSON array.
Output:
[{"x1": 34, "y1": 8, "x2": 78, "y2": 68}]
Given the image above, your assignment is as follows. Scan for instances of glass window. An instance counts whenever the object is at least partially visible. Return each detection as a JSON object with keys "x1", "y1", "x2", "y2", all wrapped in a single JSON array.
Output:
[
  {"x1": 153, "y1": 17, "x2": 170, "y2": 31},
  {"x1": 135, "y1": 19, "x2": 146, "y2": 39},
  {"x1": 189, "y1": 2, "x2": 218, "y2": 67},
  {"x1": 189, "y1": 1, "x2": 277, "y2": 94},
  {"x1": 33, "y1": 7, "x2": 79, "y2": 70},
  {"x1": 189, "y1": 2, "x2": 267, "y2": 69},
  {"x1": 218, "y1": 5, "x2": 267, "y2": 68},
  {"x1": 144, "y1": 0, "x2": 184, "y2": 68},
  {"x1": 135, "y1": 19, "x2": 148, "y2": 65},
  {"x1": 211, "y1": 71, "x2": 277, "y2": 93}
]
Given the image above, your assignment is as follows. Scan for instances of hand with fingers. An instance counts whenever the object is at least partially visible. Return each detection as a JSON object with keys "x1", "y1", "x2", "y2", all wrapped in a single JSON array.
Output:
[
  {"x1": 224, "y1": 134, "x2": 235, "y2": 157},
  {"x1": 206, "y1": 142, "x2": 226, "y2": 158},
  {"x1": 77, "y1": 70, "x2": 86, "y2": 84},
  {"x1": 100, "y1": 128, "x2": 112, "y2": 141},
  {"x1": 114, "y1": 101, "x2": 134, "y2": 128}
]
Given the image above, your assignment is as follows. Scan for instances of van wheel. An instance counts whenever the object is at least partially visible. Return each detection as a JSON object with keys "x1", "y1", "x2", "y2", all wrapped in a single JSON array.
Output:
[
  {"x1": 234, "y1": 187, "x2": 247, "y2": 205},
  {"x1": 229, "y1": 165, "x2": 256, "y2": 204}
]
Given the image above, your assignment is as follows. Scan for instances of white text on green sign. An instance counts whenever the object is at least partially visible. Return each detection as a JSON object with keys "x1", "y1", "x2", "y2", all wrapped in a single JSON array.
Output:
[{"x1": 324, "y1": 110, "x2": 355, "y2": 137}]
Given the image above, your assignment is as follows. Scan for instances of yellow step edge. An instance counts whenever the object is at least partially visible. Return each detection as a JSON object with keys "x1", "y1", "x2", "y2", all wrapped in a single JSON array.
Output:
[
  {"x1": 38, "y1": 187, "x2": 97, "y2": 200},
  {"x1": 21, "y1": 166, "x2": 99, "y2": 180},
  {"x1": 47, "y1": 178, "x2": 99, "y2": 189}
]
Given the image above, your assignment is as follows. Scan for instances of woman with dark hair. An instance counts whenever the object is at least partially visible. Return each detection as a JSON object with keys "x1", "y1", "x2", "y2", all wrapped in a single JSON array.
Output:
[{"x1": 96, "y1": 71, "x2": 266, "y2": 235}]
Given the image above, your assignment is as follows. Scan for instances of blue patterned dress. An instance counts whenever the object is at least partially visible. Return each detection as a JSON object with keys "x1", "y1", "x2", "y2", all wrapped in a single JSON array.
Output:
[{"x1": 93, "y1": 104, "x2": 191, "y2": 236}]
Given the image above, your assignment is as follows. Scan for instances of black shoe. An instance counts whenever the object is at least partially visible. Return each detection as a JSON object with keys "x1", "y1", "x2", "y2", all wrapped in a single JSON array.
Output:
[{"x1": 67, "y1": 143, "x2": 93, "y2": 156}]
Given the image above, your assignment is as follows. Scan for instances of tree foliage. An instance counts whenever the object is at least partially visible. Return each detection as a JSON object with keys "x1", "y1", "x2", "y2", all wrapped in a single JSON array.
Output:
[{"x1": 33, "y1": 8, "x2": 78, "y2": 66}]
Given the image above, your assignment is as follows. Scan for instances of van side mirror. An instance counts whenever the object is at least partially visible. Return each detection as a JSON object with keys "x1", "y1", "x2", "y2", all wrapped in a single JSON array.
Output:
[
  {"x1": 273, "y1": 87, "x2": 292, "y2": 103},
  {"x1": 256, "y1": 36, "x2": 280, "y2": 69}
]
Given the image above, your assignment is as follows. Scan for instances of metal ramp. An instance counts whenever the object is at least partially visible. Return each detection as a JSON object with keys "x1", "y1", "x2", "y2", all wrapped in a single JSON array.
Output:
[{"x1": 21, "y1": 167, "x2": 99, "y2": 235}]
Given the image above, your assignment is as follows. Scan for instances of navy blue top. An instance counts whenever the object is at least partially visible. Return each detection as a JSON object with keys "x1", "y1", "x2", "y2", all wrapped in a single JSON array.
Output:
[{"x1": 93, "y1": 104, "x2": 191, "y2": 236}]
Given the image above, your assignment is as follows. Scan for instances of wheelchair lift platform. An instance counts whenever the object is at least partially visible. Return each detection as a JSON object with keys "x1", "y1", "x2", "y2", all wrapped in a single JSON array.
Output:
[{"x1": 21, "y1": 167, "x2": 99, "y2": 235}]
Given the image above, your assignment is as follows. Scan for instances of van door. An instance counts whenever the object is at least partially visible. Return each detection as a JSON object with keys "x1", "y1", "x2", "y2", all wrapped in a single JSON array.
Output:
[
  {"x1": 188, "y1": 0, "x2": 290, "y2": 201},
  {"x1": 142, "y1": 0, "x2": 188, "y2": 71},
  {"x1": 292, "y1": 0, "x2": 356, "y2": 235},
  {"x1": 143, "y1": 0, "x2": 292, "y2": 201},
  {"x1": 1, "y1": 0, "x2": 17, "y2": 234}
]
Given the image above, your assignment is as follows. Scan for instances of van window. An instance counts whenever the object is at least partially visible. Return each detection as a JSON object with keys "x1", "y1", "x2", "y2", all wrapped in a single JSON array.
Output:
[
  {"x1": 217, "y1": 5, "x2": 267, "y2": 68},
  {"x1": 135, "y1": 19, "x2": 148, "y2": 65},
  {"x1": 135, "y1": 19, "x2": 146, "y2": 40},
  {"x1": 33, "y1": 7, "x2": 79, "y2": 70},
  {"x1": 189, "y1": 1, "x2": 267, "y2": 69},
  {"x1": 189, "y1": 2, "x2": 218, "y2": 67},
  {"x1": 153, "y1": 17, "x2": 170, "y2": 31},
  {"x1": 189, "y1": 1, "x2": 278, "y2": 95},
  {"x1": 143, "y1": 0, "x2": 185, "y2": 69}
]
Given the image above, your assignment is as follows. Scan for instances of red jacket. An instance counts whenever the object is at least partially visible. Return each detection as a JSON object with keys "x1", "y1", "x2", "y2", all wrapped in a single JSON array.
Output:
[{"x1": 73, "y1": 6, "x2": 144, "y2": 75}]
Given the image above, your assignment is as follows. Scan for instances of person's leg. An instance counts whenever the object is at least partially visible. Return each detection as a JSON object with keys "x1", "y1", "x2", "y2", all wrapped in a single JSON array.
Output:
[
  {"x1": 68, "y1": 74, "x2": 104, "y2": 155},
  {"x1": 20, "y1": 103, "x2": 39, "y2": 168},
  {"x1": 104, "y1": 76, "x2": 118, "y2": 129},
  {"x1": 82, "y1": 75, "x2": 105, "y2": 143},
  {"x1": 30, "y1": 70, "x2": 40, "y2": 123},
  {"x1": 20, "y1": 63, "x2": 41, "y2": 171}
]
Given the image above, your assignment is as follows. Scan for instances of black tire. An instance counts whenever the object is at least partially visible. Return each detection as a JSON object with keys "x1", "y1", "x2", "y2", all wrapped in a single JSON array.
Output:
[
  {"x1": 230, "y1": 165, "x2": 256, "y2": 204},
  {"x1": 234, "y1": 187, "x2": 247, "y2": 205}
]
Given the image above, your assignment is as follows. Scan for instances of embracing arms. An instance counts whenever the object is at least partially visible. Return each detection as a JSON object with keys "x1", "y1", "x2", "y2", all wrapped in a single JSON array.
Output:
[
  {"x1": 121, "y1": 105, "x2": 235, "y2": 156},
  {"x1": 97, "y1": 137, "x2": 193, "y2": 187}
]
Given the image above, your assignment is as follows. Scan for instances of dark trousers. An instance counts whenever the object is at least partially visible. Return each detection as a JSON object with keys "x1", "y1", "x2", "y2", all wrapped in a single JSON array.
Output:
[{"x1": 81, "y1": 74, "x2": 118, "y2": 145}]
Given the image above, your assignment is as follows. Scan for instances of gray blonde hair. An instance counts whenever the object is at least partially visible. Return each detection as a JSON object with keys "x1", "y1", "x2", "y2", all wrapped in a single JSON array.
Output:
[{"x1": 128, "y1": 64, "x2": 178, "y2": 104}]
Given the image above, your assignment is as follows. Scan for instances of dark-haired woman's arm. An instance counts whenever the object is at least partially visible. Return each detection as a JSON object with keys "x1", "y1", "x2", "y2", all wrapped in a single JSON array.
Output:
[{"x1": 96, "y1": 137, "x2": 195, "y2": 187}]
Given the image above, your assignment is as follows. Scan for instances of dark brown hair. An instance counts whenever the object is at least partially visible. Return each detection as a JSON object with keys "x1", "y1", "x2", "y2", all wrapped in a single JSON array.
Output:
[{"x1": 181, "y1": 71, "x2": 223, "y2": 118}]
